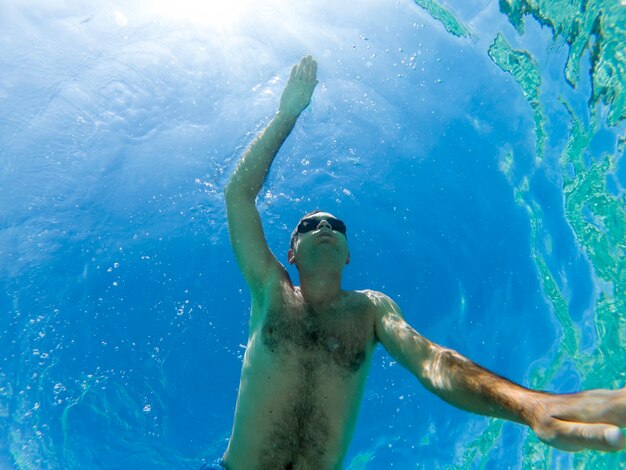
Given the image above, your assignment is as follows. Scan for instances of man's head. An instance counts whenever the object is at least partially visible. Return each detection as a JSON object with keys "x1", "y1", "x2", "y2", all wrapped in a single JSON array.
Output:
[{"x1": 288, "y1": 211, "x2": 350, "y2": 268}]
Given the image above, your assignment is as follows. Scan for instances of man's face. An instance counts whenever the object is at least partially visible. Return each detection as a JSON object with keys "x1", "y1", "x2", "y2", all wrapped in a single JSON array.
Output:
[{"x1": 288, "y1": 212, "x2": 350, "y2": 268}]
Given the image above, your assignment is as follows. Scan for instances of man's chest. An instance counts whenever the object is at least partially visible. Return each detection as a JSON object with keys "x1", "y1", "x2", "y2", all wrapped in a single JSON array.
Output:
[{"x1": 259, "y1": 293, "x2": 375, "y2": 374}]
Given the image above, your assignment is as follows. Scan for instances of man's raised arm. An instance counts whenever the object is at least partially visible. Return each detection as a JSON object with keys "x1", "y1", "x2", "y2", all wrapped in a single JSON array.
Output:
[
  {"x1": 369, "y1": 291, "x2": 626, "y2": 453},
  {"x1": 224, "y1": 56, "x2": 318, "y2": 292}
]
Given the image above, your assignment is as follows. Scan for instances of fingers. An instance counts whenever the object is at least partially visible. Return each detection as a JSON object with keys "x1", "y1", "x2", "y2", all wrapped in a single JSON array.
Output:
[
  {"x1": 536, "y1": 418, "x2": 625, "y2": 452},
  {"x1": 605, "y1": 427, "x2": 625, "y2": 449},
  {"x1": 549, "y1": 389, "x2": 626, "y2": 427},
  {"x1": 293, "y1": 55, "x2": 317, "y2": 83},
  {"x1": 307, "y1": 57, "x2": 317, "y2": 82}
]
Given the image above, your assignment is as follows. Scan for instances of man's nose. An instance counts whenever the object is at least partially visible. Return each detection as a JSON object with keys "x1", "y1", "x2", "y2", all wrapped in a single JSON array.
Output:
[{"x1": 317, "y1": 219, "x2": 332, "y2": 230}]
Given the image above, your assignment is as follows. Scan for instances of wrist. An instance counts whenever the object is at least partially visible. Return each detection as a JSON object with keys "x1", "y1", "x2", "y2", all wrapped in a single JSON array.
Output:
[
  {"x1": 272, "y1": 111, "x2": 299, "y2": 136},
  {"x1": 520, "y1": 390, "x2": 553, "y2": 427},
  {"x1": 275, "y1": 109, "x2": 300, "y2": 124}
]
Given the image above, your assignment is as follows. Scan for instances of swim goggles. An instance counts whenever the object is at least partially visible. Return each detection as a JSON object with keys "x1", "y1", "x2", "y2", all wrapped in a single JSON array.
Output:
[{"x1": 297, "y1": 216, "x2": 347, "y2": 235}]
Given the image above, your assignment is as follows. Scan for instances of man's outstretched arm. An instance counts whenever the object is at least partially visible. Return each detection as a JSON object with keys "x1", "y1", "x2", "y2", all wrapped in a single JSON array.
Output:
[
  {"x1": 369, "y1": 291, "x2": 626, "y2": 452},
  {"x1": 224, "y1": 56, "x2": 318, "y2": 292}
]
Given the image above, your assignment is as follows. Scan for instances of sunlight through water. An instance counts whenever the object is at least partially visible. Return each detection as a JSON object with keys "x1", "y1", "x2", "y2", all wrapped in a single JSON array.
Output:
[{"x1": 148, "y1": 0, "x2": 270, "y2": 29}]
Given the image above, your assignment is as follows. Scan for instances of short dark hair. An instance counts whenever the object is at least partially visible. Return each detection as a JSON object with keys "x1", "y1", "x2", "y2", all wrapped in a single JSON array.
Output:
[{"x1": 289, "y1": 210, "x2": 324, "y2": 250}]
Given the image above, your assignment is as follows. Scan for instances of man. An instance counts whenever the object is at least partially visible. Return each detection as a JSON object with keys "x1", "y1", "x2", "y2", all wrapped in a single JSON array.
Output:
[{"x1": 221, "y1": 56, "x2": 625, "y2": 469}]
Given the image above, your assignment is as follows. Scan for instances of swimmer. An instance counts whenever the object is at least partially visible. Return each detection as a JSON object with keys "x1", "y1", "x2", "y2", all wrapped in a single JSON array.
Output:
[{"x1": 221, "y1": 56, "x2": 625, "y2": 469}]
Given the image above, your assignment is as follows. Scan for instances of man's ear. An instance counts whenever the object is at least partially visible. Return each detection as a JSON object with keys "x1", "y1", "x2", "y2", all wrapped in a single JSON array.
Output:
[{"x1": 288, "y1": 248, "x2": 296, "y2": 264}]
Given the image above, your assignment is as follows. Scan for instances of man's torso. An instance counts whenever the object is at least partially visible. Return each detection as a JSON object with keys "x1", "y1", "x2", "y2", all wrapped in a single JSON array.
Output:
[{"x1": 222, "y1": 281, "x2": 379, "y2": 470}]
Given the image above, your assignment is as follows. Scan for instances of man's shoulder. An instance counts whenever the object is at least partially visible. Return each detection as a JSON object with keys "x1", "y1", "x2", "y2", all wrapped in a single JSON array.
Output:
[
  {"x1": 352, "y1": 289, "x2": 392, "y2": 303},
  {"x1": 347, "y1": 289, "x2": 395, "y2": 312},
  {"x1": 351, "y1": 289, "x2": 403, "y2": 318}
]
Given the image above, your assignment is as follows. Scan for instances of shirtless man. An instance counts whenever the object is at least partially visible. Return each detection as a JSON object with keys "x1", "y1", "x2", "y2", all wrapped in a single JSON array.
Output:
[{"x1": 221, "y1": 56, "x2": 625, "y2": 469}]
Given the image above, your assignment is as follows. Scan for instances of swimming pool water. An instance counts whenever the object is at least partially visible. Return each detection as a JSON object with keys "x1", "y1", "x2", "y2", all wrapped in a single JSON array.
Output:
[{"x1": 1, "y1": 0, "x2": 624, "y2": 468}]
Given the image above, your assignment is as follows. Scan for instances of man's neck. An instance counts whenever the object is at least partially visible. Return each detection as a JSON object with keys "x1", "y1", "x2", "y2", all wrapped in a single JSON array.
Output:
[{"x1": 298, "y1": 268, "x2": 343, "y2": 305}]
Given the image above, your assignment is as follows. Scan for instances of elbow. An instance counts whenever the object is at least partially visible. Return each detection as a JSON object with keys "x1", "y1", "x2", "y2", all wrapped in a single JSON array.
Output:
[
  {"x1": 223, "y1": 181, "x2": 233, "y2": 199},
  {"x1": 223, "y1": 181, "x2": 240, "y2": 213},
  {"x1": 223, "y1": 179, "x2": 241, "y2": 201},
  {"x1": 420, "y1": 347, "x2": 459, "y2": 391},
  {"x1": 223, "y1": 179, "x2": 255, "y2": 206},
  {"x1": 223, "y1": 184, "x2": 239, "y2": 212},
  {"x1": 223, "y1": 173, "x2": 237, "y2": 197}
]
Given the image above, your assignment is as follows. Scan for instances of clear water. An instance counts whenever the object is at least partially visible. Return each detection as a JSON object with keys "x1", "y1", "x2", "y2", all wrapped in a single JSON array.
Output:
[{"x1": 1, "y1": 0, "x2": 624, "y2": 468}]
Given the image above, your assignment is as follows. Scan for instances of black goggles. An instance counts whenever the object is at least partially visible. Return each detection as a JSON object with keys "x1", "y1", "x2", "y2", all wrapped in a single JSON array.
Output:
[{"x1": 297, "y1": 216, "x2": 347, "y2": 235}]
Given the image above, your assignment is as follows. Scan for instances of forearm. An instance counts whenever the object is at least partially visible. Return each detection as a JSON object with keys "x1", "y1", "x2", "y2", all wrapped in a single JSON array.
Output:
[
  {"x1": 225, "y1": 111, "x2": 298, "y2": 200},
  {"x1": 225, "y1": 56, "x2": 317, "y2": 200},
  {"x1": 380, "y1": 305, "x2": 625, "y2": 453},
  {"x1": 421, "y1": 347, "x2": 545, "y2": 425}
]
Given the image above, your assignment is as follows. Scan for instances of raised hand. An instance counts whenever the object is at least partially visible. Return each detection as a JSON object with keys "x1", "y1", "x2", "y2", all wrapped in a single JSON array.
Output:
[
  {"x1": 530, "y1": 388, "x2": 626, "y2": 452},
  {"x1": 279, "y1": 55, "x2": 318, "y2": 118}
]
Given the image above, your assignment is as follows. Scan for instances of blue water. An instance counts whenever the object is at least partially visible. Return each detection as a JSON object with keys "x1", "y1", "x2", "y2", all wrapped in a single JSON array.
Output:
[{"x1": 1, "y1": 0, "x2": 624, "y2": 468}]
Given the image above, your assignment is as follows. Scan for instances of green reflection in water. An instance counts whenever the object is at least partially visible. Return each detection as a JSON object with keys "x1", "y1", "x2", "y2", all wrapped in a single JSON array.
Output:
[
  {"x1": 488, "y1": 33, "x2": 546, "y2": 162},
  {"x1": 412, "y1": 0, "x2": 476, "y2": 39},
  {"x1": 435, "y1": 0, "x2": 625, "y2": 468},
  {"x1": 500, "y1": 0, "x2": 626, "y2": 125}
]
